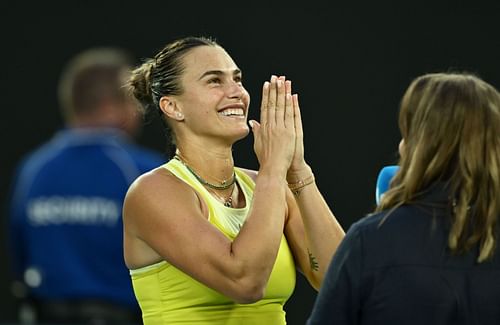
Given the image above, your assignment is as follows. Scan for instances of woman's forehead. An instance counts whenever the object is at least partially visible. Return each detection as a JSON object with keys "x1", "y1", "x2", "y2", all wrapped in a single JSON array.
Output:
[{"x1": 182, "y1": 46, "x2": 239, "y2": 77}]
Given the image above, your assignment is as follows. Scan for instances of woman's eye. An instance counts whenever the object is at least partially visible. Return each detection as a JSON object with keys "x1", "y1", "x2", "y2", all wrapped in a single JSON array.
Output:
[{"x1": 208, "y1": 78, "x2": 221, "y2": 84}]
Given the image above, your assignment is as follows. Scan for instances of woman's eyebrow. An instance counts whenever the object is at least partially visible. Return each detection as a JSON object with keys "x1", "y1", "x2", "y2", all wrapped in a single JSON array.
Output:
[{"x1": 198, "y1": 69, "x2": 241, "y2": 80}]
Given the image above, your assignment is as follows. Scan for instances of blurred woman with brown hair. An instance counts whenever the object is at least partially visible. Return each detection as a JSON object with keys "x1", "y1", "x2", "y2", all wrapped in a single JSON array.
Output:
[{"x1": 308, "y1": 72, "x2": 500, "y2": 325}]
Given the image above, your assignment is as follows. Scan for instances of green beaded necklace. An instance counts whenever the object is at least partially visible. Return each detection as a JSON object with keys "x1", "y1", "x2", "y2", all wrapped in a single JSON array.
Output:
[{"x1": 174, "y1": 155, "x2": 236, "y2": 191}]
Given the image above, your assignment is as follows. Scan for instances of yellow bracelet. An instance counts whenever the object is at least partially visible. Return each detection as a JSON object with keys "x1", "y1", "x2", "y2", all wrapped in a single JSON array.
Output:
[{"x1": 288, "y1": 174, "x2": 315, "y2": 195}]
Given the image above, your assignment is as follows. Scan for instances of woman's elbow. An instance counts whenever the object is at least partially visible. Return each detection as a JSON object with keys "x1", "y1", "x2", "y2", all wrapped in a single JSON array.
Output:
[
  {"x1": 232, "y1": 285, "x2": 265, "y2": 304},
  {"x1": 230, "y1": 276, "x2": 267, "y2": 304},
  {"x1": 306, "y1": 272, "x2": 324, "y2": 292}
]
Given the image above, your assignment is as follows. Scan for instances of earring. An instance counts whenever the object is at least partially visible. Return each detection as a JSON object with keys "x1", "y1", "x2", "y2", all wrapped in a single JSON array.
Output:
[{"x1": 176, "y1": 112, "x2": 183, "y2": 119}]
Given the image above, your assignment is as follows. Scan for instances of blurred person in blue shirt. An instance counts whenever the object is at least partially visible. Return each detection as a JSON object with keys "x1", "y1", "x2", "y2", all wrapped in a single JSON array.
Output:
[{"x1": 7, "y1": 47, "x2": 166, "y2": 324}]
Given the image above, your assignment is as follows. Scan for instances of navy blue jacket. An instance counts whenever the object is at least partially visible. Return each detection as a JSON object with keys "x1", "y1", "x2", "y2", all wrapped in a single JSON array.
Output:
[
  {"x1": 8, "y1": 128, "x2": 166, "y2": 309},
  {"x1": 307, "y1": 185, "x2": 500, "y2": 325}
]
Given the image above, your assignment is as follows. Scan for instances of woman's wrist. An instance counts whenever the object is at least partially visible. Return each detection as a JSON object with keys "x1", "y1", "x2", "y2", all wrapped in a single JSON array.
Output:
[
  {"x1": 286, "y1": 164, "x2": 312, "y2": 184},
  {"x1": 287, "y1": 165, "x2": 314, "y2": 196}
]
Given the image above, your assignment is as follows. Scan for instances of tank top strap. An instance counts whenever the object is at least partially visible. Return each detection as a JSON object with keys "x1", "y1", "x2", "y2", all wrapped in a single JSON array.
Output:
[
  {"x1": 233, "y1": 167, "x2": 255, "y2": 200},
  {"x1": 163, "y1": 158, "x2": 212, "y2": 202},
  {"x1": 163, "y1": 159, "x2": 254, "y2": 238}
]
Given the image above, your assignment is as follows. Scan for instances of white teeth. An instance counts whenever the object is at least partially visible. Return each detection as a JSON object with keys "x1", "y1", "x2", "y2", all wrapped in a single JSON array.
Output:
[{"x1": 219, "y1": 108, "x2": 244, "y2": 116}]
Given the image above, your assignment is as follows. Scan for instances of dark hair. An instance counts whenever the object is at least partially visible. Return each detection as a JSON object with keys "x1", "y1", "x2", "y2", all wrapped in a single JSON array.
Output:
[
  {"x1": 58, "y1": 47, "x2": 132, "y2": 121},
  {"x1": 377, "y1": 72, "x2": 500, "y2": 262},
  {"x1": 126, "y1": 36, "x2": 219, "y2": 154}
]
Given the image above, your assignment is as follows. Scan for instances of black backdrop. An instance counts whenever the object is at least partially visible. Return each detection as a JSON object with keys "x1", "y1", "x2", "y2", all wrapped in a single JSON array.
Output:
[{"x1": 1, "y1": 1, "x2": 499, "y2": 323}]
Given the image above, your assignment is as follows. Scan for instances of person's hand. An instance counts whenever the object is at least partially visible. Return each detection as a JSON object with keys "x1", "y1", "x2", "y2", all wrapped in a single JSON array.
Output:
[
  {"x1": 286, "y1": 86, "x2": 312, "y2": 183},
  {"x1": 249, "y1": 75, "x2": 295, "y2": 178}
]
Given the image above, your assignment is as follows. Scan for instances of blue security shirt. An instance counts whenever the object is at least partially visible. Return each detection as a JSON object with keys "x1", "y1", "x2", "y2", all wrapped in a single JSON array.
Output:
[{"x1": 8, "y1": 128, "x2": 166, "y2": 308}]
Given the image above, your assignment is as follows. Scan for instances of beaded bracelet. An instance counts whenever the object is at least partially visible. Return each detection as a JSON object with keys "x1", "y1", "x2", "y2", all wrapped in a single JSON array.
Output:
[{"x1": 288, "y1": 174, "x2": 315, "y2": 196}]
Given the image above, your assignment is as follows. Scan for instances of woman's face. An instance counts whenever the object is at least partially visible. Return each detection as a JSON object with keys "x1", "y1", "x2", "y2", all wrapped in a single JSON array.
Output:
[{"x1": 174, "y1": 45, "x2": 250, "y2": 142}]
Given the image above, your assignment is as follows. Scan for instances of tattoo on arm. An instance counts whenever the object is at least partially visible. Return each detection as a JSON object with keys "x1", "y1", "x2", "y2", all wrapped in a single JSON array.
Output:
[{"x1": 308, "y1": 249, "x2": 319, "y2": 271}]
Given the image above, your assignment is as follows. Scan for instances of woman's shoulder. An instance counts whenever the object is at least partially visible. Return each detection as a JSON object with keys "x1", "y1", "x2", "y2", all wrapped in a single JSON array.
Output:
[
  {"x1": 126, "y1": 165, "x2": 191, "y2": 200},
  {"x1": 123, "y1": 164, "x2": 207, "y2": 224},
  {"x1": 351, "y1": 204, "x2": 442, "y2": 238}
]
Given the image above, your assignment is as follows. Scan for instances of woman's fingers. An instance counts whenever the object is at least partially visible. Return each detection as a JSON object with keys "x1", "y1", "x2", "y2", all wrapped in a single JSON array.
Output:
[
  {"x1": 284, "y1": 80, "x2": 293, "y2": 128},
  {"x1": 293, "y1": 94, "x2": 303, "y2": 136},
  {"x1": 259, "y1": 81, "x2": 270, "y2": 127},
  {"x1": 267, "y1": 75, "x2": 278, "y2": 127},
  {"x1": 253, "y1": 75, "x2": 298, "y2": 172},
  {"x1": 275, "y1": 76, "x2": 286, "y2": 126}
]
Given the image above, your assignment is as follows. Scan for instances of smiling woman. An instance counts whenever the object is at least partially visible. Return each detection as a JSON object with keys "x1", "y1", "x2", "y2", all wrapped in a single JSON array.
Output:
[{"x1": 123, "y1": 36, "x2": 345, "y2": 325}]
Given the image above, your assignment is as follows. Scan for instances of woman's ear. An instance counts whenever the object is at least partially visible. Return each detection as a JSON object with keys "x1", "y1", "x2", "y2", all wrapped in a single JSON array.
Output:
[{"x1": 159, "y1": 96, "x2": 184, "y2": 121}]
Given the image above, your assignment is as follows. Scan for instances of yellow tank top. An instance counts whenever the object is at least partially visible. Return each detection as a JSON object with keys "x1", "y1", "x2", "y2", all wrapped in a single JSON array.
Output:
[{"x1": 130, "y1": 159, "x2": 296, "y2": 325}]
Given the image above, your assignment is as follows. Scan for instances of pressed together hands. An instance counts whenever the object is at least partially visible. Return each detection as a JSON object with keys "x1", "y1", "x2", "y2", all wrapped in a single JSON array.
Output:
[
  {"x1": 247, "y1": 75, "x2": 341, "y2": 290},
  {"x1": 250, "y1": 75, "x2": 312, "y2": 184}
]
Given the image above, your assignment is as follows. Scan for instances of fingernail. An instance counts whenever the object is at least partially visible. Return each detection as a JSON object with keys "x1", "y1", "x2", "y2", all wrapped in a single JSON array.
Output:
[{"x1": 249, "y1": 120, "x2": 254, "y2": 128}]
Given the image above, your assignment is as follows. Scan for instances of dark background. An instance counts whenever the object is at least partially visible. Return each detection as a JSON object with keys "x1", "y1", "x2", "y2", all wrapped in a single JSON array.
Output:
[{"x1": 1, "y1": 1, "x2": 499, "y2": 323}]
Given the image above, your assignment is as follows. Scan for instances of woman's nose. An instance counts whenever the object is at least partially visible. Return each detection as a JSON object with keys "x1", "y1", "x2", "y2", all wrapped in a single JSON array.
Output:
[{"x1": 226, "y1": 81, "x2": 244, "y2": 98}]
